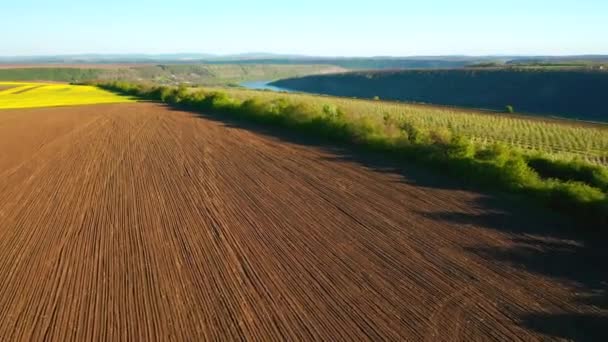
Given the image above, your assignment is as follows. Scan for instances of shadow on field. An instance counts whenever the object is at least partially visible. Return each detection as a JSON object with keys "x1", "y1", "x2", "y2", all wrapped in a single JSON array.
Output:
[
  {"x1": 165, "y1": 103, "x2": 607, "y2": 341},
  {"x1": 458, "y1": 216, "x2": 608, "y2": 341}
]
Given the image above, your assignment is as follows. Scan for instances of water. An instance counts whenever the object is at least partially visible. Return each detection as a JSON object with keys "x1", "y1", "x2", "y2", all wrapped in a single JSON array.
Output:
[{"x1": 240, "y1": 80, "x2": 293, "y2": 92}]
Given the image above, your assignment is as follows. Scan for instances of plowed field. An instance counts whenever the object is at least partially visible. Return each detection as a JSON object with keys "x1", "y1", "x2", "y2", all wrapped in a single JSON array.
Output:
[{"x1": 0, "y1": 102, "x2": 604, "y2": 341}]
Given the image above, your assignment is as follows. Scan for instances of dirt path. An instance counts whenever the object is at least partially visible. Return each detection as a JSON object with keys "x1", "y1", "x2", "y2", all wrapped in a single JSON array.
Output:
[
  {"x1": 0, "y1": 85, "x2": 18, "y2": 91},
  {"x1": 0, "y1": 103, "x2": 604, "y2": 341}
]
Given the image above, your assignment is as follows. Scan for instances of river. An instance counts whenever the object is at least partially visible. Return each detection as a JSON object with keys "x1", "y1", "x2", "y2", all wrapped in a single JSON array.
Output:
[{"x1": 239, "y1": 80, "x2": 293, "y2": 92}]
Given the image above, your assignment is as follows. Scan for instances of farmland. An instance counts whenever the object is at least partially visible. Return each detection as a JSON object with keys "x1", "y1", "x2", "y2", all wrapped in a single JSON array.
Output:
[
  {"x1": 3, "y1": 0, "x2": 608, "y2": 337},
  {"x1": 273, "y1": 68, "x2": 608, "y2": 122},
  {"x1": 0, "y1": 64, "x2": 343, "y2": 85},
  {"x1": 0, "y1": 82, "x2": 134, "y2": 109},
  {"x1": 0, "y1": 96, "x2": 605, "y2": 340},
  {"x1": 217, "y1": 86, "x2": 608, "y2": 165},
  {"x1": 100, "y1": 82, "x2": 608, "y2": 226}
]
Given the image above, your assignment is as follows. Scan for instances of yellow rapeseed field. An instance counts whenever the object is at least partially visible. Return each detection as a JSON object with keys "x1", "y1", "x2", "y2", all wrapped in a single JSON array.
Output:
[{"x1": 0, "y1": 82, "x2": 134, "y2": 109}]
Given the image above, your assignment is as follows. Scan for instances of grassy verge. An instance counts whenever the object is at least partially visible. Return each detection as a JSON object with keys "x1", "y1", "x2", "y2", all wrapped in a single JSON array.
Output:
[
  {"x1": 210, "y1": 86, "x2": 608, "y2": 166},
  {"x1": 97, "y1": 81, "x2": 608, "y2": 228}
]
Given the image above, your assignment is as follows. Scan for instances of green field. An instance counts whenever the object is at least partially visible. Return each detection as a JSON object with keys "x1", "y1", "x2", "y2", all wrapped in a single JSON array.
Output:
[
  {"x1": 0, "y1": 69, "x2": 103, "y2": 82},
  {"x1": 214, "y1": 87, "x2": 608, "y2": 166},
  {"x1": 0, "y1": 82, "x2": 133, "y2": 109},
  {"x1": 0, "y1": 64, "x2": 342, "y2": 86},
  {"x1": 272, "y1": 69, "x2": 608, "y2": 122},
  {"x1": 116, "y1": 64, "x2": 344, "y2": 85}
]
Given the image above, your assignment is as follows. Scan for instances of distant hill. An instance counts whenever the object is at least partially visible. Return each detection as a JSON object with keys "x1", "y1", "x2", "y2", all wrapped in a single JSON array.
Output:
[
  {"x1": 1, "y1": 54, "x2": 607, "y2": 70},
  {"x1": 0, "y1": 64, "x2": 343, "y2": 85},
  {"x1": 272, "y1": 69, "x2": 608, "y2": 122}
]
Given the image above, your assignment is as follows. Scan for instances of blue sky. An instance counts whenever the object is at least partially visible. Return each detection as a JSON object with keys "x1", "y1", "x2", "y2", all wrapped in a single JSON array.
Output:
[{"x1": 2, "y1": 0, "x2": 607, "y2": 56}]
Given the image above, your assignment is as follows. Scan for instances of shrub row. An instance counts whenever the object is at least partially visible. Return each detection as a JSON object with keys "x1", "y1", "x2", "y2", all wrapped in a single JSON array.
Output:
[{"x1": 97, "y1": 81, "x2": 608, "y2": 228}]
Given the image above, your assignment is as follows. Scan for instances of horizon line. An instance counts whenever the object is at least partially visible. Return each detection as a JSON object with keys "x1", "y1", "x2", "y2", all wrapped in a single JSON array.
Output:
[{"x1": 1, "y1": 52, "x2": 608, "y2": 59}]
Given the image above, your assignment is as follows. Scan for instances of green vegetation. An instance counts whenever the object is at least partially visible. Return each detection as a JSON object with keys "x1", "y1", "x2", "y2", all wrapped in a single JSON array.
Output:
[
  {"x1": 0, "y1": 64, "x2": 341, "y2": 86},
  {"x1": 0, "y1": 68, "x2": 102, "y2": 82},
  {"x1": 469, "y1": 62, "x2": 505, "y2": 68},
  {"x1": 130, "y1": 64, "x2": 343, "y2": 85},
  {"x1": 202, "y1": 58, "x2": 476, "y2": 69},
  {"x1": 471, "y1": 61, "x2": 608, "y2": 71},
  {"x1": 273, "y1": 69, "x2": 608, "y2": 122},
  {"x1": 213, "y1": 87, "x2": 608, "y2": 166},
  {"x1": 97, "y1": 81, "x2": 608, "y2": 227},
  {"x1": 526, "y1": 156, "x2": 608, "y2": 192}
]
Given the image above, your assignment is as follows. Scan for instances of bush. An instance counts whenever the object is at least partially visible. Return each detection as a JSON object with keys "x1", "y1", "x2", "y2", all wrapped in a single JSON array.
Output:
[
  {"x1": 541, "y1": 180, "x2": 607, "y2": 225},
  {"x1": 527, "y1": 156, "x2": 608, "y2": 192},
  {"x1": 323, "y1": 104, "x2": 344, "y2": 121},
  {"x1": 500, "y1": 155, "x2": 540, "y2": 190},
  {"x1": 429, "y1": 128, "x2": 453, "y2": 146},
  {"x1": 240, "y1": 98, "x2": 268, "y2": 117},
  {"x1": 475, "y1": 143, "x2": 511, "y2": 165},
  {"x1": 350, "y1": 116, "x2": 383, "y2": 144},
  {"x1": 446, "y1": 135, "x2": 475, "y2": 159},
  {"x1": 282, "y1": 102, "x2": 317, "y2": 127},
  {"x1": 505, "y1": 105, "x2": 515, "y2": 113},
  {"x1": 400, "y1": 121, "x2": 430, "y2": 144}
]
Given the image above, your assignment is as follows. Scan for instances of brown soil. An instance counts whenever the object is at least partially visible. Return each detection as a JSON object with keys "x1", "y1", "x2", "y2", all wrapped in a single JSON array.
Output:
[{"x1": 0, "y1": 102, "x2": 604, "y2": 341}]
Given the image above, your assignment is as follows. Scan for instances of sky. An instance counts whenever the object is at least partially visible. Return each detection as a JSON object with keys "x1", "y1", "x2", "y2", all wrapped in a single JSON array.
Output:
[{"x1": 2, "y1": 0, "x2": 607, "y2": 56}]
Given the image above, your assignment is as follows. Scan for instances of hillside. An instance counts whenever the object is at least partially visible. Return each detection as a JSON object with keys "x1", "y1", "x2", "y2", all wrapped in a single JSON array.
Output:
[
  {"x1": 2, "y1": 54, "x2": 608, "y2": 69},
  {"x1": 272, "y1": 69, "x2": 608, "y2": 122},
  {"x1": 0, "y1": 64, "x2": 342, "y2": 85}
]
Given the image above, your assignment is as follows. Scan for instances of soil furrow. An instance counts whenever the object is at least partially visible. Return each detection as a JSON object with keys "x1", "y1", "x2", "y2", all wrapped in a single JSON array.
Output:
[{"x1": 0, "y1": 102, "x2": 604, "y2": 341}]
